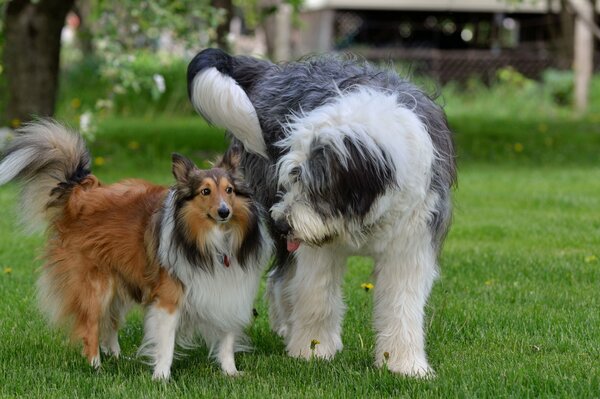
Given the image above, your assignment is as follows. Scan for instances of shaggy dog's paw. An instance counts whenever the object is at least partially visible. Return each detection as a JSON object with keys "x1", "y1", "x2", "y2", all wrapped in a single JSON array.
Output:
[{"x1": 377, "y1": 354, "x2": 435, "y2": 378}]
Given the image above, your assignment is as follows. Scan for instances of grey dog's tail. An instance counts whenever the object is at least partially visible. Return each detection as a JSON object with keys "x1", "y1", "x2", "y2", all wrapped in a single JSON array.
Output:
[
  {"x1": 0, "y1": 120, "x2": 91, "y2": 232},
  {"x1": 187, "y1": 48, "x2": 271, "y2": 159}
]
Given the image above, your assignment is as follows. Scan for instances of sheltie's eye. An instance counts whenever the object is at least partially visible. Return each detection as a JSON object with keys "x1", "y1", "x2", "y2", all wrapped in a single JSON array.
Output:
[
  {"x1": 201, "y1": 188, "x2": 211, "y2": 196},
  {"x1": 225, "y1": 186, "x2": 233, "y2": 194}
]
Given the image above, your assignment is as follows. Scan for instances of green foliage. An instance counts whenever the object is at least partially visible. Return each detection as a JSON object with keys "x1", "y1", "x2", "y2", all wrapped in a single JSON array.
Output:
[
  {"x1": 442, "y1": 70, "x2": 600, "y2": 121},
  {"x1": 234, "y1": 0, "x2": 305, "y2": 29},
  {"x1": 59, "y1": 0, "x2": 224, "y2": 130},
  {"x1": 57, "y1": 53, "x2": 194, "y2": 121},
  {"x1": 542, "y1": 69, "x2": 574, "y2": 106}
]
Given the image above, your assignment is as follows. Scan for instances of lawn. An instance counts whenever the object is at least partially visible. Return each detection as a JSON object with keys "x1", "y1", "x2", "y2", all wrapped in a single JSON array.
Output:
[{"x1": 0, "y1": 117, "x2": 599, "y2": 398}]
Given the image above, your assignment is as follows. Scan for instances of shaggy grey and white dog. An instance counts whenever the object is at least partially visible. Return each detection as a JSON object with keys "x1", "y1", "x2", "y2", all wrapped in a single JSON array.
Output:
[{"x1": 187, "y1": 49, "x2": 456, "y2": 377}]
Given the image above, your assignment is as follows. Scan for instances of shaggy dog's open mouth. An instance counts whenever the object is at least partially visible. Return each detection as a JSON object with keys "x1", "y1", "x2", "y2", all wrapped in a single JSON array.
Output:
[{"x1": 286, "y1": 235, "x2": 302, "y2": 252}]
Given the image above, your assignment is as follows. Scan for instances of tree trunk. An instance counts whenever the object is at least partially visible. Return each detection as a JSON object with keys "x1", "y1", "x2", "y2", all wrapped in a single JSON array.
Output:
[
  {"x1": 260, "y1": 0, "x2": 281, "y2": 58},
  {"x1": 557, "y1": 0, "x2": 575, "y2": 65},
  {"x1": 74, "y1": 0, "x2": 95, "y2": 57},
  {"x1": 572, "y1": 0, "x2": 594, "y2": 113},
  {"x1": 3, "y1": 0, "x2": 75, "y2": 124},
  {"x1": 273, "y1": 3, "x2": 292, "y2": 61},
  {"x1": 212, "y1": 0, "x2": 233, "y2": 51}
]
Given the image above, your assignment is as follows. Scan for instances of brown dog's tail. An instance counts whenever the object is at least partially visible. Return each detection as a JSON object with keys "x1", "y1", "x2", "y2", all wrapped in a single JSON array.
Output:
[{"x1": 0, "y1": 119, "x2": 92, "y2": 232}]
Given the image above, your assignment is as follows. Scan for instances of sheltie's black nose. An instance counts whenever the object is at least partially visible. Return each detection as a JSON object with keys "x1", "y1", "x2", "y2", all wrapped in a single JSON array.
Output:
[{"x1": 218, "y1": 206, "x2": 230, "y2": 219}]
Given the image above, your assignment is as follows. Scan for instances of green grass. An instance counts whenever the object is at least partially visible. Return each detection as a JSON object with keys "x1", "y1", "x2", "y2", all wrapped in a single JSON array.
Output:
[{"x1": 1, "y1": 117, "x2": 599, "y2": 398}]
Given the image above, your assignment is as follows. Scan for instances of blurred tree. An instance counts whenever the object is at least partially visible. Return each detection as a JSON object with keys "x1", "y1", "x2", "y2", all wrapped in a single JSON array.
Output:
[
  {"x1": 236, "y1": 0, "x2": 302, "y2": 59},
  {"x1": 212, "y1": 0, "x2": 233, "y2": 50},
  {"x1": 1, "y1": 0, "x2": 225, "y2": 124},
  {"x1": 568, "y1": 0, "x2": 598, "y2": 113},
  {"x1": 510, "y1": 0, "x2": 598, "y2": 112},
  {"x1": 3, "y1": 0, "x2": 75, "y2": 124},
  {"x1": 86, "y1": 0, "x2": 224, "y2": 113}
]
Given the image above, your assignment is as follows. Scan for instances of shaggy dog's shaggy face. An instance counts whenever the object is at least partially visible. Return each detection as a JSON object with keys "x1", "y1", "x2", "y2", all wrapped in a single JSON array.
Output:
[{"x1": 188, "y1": 49, "x2": 456, "y2": 377}]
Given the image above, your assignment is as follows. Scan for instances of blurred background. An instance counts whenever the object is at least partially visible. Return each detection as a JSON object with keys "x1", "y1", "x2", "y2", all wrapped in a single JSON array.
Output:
[{"x1": 0, "y1": 0, "x2": 598, "y2": 136}]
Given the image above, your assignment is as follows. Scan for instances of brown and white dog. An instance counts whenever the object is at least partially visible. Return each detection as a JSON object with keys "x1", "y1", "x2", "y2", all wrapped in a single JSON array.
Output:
[{"x1": 0, "y1": 120, "x2": 272, "y2": 379}]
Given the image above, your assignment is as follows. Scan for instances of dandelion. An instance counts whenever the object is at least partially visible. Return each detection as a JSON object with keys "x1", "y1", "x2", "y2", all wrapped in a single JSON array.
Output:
[
  {"x1": 584, "y1": 255, "x2": 598, "y2": 263},
  {"x1": 70, "y1": 98, "x2": 81, "y2": 109},
  {"x1": 310, "y1": 339, "x2": 320, "y2": 350},
  {"x1": 484, "y1": 279, "x2": 495, "y2": 286},
  {"x1": 94, "y1": 156, "x2": 106, "y2": 166},
  {"x1": 128, "y1": 141, "x2": 140, "y2": 150},
  {"x1": 514, "y1": 143, "x2": 524, "y2": 153},
  {"x1": 10, "y1": 118, "x2": 21, "y2": 128},
  {"x1": 537, "y1": 123, "x2": 548, "y2": 133},
  {"x1": 360, "y1": 282, "x2": 374, "y2": 292},
  {"x1": 4, "y1": 267, "x2": 12, "y2": 274}
]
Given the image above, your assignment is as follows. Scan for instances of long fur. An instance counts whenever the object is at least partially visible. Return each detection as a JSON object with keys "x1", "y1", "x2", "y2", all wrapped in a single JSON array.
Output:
[
  {"x1": 0, "y1": 121, "x2": 272, "y2": 379},
  {"x1": 188, "y1": 49, "x2": 456, "y2": 377}
]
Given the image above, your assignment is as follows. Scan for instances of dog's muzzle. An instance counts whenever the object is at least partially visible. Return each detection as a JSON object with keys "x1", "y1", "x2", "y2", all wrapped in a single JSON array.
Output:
[{"x1": 273, "y1": 218, "x2": 301, "y2": 252}]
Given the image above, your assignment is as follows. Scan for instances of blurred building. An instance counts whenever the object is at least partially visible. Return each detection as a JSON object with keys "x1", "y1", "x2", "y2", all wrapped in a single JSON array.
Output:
[{"x1": 294, "y1": 0, "x2": 600, "y2": 82}]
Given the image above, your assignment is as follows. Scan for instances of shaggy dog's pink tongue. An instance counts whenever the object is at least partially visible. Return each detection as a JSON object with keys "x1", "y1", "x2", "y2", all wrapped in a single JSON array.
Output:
[{"x1": 287, "y1": 238, "x2": 301, "y2": 252}]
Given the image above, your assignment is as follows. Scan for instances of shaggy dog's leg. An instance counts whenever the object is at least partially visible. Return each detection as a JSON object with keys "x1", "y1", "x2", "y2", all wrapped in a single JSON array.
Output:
[
  {"x1": 372, "y1": 214, "x2": 437, "y2": 377},
  {"x1": 267, "y1": 261, "x2": 296, "y2": 339},
  {"x1": 285, "y1": 245, "x2": 346, "y2": 359}
]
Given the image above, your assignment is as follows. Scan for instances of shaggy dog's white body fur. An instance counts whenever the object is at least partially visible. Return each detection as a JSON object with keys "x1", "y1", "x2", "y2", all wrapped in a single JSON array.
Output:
[{"x1": 267, "y1": 89, "x2": 439, "y2": 376}]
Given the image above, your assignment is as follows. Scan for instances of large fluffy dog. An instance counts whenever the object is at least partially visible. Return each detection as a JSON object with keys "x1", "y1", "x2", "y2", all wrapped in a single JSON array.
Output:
[
  {"x1": 0, "y1": 121, "x2": 271, "y2": 379},
  {"x1": 187, "y1": 49, "x2": 456, "y2": 376}
]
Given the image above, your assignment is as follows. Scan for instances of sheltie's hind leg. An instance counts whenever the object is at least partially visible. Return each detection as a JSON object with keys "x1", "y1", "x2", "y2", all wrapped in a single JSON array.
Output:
[{"x1": 100, "y1": 291, "x2": 131, "y2": 359}]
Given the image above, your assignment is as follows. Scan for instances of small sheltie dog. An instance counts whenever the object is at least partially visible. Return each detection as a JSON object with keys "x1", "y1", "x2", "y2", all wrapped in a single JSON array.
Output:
[{"x1": 0, "y1": 120, "x2": 272, "y2": 379}]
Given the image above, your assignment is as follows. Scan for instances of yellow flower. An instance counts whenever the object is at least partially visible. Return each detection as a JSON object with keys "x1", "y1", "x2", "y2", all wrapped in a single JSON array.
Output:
[
  {"x1": 3, "y1": 267, "x2": 12, "y2": 274},
  {"x1": 537, "y1": 123, "x2": 548, "y2": 133},
  {"x1": 128, "y1": 141, "x2": 140, "y2": 150},
  {"x1": 94, "y1": 156, "x2": 106, "y2": 166},
  {"x1": 360, "y1": 282, "x2": 374, "y2": 292},
  {"x1": 70, "y1": 98, "x2": 81, "y2": 109},
  {"x1": 584, "y1": 255, "x2": 598, "y2": 263},
  {"x1": 514, "y1": 143, "x2": 524, "y2": 153},
  {"x1": 310, "y1": 339, "x2": 320, "y2": 350},
  {"x1": 484, "y1": 279, "x2": 495, "y2": 286},
  {"x1": 10, "y1": 118, "x2": 21, "y2": 128}
]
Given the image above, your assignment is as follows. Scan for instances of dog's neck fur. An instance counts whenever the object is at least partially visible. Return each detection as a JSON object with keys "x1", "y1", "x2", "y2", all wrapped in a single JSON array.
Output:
[{"x1": 154, "y1": 189, "x2": 252, "y2": 273}]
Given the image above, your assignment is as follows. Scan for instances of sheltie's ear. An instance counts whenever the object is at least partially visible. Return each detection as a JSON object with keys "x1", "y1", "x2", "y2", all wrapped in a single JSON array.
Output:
[
  {"x1": 218, "y1": 143, "x2": 242, "y2": 173},
  {"x1": 172, "y1": 153, "x2": 197, "y2": 184}
]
